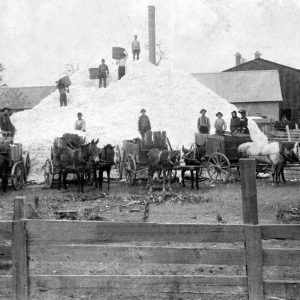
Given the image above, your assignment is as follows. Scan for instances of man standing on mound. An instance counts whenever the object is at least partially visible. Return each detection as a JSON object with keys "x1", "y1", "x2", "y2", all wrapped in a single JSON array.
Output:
[
  {"x1": 98, "y1": 59, "x2": 109, "y2": 88},
  {"x1": 138, "y1": 109, "x2": 151, "y2": 141},
  {"x1": 132, "y1": 35, "x2": 141, "y2": 61},
  {"x1": 57, "y1": 80, "x2": 69, "y2": 107}
]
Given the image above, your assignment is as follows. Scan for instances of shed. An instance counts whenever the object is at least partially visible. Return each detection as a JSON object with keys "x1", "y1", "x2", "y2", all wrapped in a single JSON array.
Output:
[
  {"x1": 0, "y1": 86, "x2": 56, "y2": 113},
  {"x1": 192, "y1": 70, "x2": 283, "y2": 121},
  {"x1": 224, "y1": 56, "x2": 300, "y2": 121}
]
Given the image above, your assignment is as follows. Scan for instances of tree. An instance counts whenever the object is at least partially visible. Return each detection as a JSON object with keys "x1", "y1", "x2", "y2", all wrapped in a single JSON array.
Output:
[{"x1": 143, "y1": 41, "x2": 167, "y2": 66}]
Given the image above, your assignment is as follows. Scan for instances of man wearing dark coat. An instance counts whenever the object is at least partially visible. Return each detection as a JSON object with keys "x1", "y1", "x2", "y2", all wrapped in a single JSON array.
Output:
[
  {"x1": 0, "y1": 107, "x2": 16, "y2": 137},
  {"x1": 230, "y1": 110, "x2": 240, "y2": 133},
  {"x1": 138, "y1": 109, "x2": 151, "y2": 140}
]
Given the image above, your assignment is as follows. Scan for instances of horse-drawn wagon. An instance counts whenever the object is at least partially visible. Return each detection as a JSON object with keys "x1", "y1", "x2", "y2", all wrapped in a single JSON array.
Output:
[
  {"x1": 118, "y1": 131, "x2": 177, "y2": 185},
  {"x1": 182, "y1": 133, "x2": 252, "y2": 185},
  {"x1": 43, "y1": 133, "x2": 87, "y2": 188},
  {"x1": 0, "y1": 137, "x2": 30, "y2": 190}
]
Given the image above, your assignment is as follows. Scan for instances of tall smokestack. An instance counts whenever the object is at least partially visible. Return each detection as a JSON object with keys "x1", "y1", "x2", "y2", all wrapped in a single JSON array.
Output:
[
  {"x1": 148, "y1": 6, "x2": 156, "y2": 64},
  {"x1": 235, "y1": 52, "x2": 242, "y2": 66}
]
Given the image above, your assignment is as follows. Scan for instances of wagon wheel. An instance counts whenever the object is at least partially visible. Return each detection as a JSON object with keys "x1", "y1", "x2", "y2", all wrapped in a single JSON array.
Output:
[
  {"x1": 207, "y1": 152, "x2": 231, "y2": 182},
  {"x1": 125, "y1": 154, "x2": 136, "y2": 185},
  {"x1": 11, "y1": 161, "x2": 24, "y2": 190},
  {"x1": 23, "y1": 152, "x2": 30, "y2": 182},
  {"x1": 44, "y1": 158, "x2": 54, "y2": 188}
]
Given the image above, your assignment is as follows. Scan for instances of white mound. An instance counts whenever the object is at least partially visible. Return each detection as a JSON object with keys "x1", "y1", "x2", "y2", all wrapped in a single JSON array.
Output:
[{"x1": 11, "y1": 60, "x2": 266, "y2": 182}]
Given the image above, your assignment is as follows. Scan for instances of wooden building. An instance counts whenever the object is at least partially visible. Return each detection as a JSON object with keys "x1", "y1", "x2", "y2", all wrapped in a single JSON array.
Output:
[
  {"x1": 224, "y1": 54, "x2": 300, "y2": 121},
  {"x1": 0, "y1": 86, "x2": 56, "y2": 113},
  {"x1": 193, "y1": 70, "x2": 283, "y2": 121}
]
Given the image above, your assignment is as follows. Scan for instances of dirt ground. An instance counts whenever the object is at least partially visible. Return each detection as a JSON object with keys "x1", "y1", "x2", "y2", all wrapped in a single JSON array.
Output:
[{"x1": 1, "y1": 170, "x2": 299, "y2": 299}]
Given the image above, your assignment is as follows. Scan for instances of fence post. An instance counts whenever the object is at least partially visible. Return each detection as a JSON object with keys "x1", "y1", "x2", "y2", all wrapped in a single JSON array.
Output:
[
  {"x1": 239, "y1": 159, "x2": 264, "y2": 300},
  {"x1": 286, "y1": 125, "x2": 291, "y2": 141},
  {"x1": 12, "y1": 197, "x2": 28, "y2": 300},
  {"x1": 239, "y1": 158, "x2": 258, "y2": 225}
]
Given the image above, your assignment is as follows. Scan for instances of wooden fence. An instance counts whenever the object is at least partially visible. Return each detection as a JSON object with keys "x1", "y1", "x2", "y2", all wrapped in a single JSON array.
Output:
[{"x1": 0, "y1": 159, "x2": 299, "y2": 300}]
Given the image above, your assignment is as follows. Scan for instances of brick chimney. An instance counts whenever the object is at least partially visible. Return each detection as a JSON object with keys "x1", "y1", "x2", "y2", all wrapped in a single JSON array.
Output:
[
  {"x1": 235, "y1": 52, "x2": 242, "y2": 66},
  {"x1": 255, "y1": 51, "x2": 261, "y2": 59}
]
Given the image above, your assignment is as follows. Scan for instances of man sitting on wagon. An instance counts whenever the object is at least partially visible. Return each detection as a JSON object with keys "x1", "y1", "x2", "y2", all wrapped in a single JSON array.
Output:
[{"x1": 0, "y1": 107, "x2": 16, "y2": 138}]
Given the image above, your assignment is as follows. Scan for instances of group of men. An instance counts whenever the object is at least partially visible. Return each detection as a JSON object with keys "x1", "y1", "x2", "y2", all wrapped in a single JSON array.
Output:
[{"x1": 197, "y1": 108, "x2": 249, "y2": 135}]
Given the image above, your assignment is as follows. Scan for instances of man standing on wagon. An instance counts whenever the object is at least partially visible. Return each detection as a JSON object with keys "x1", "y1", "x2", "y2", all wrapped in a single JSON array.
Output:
[
  {"x1": 197, "y1": 109, "x2": 210, "y2": 134},
  {"x1": 0, "y1": 107, "x2": 16, "y2": 138},
  {"x1": 138, "y1": 109, "x2": 151, "y2": 141}
]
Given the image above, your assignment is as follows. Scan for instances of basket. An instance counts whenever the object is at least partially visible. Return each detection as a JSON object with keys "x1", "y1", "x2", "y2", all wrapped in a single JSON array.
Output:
[
  {"x1": 89, "y1": 68, "x2": 99, "y2": 80},
  {"x1": 58, "y1": 76, "x2": 72, "y2": 87},
  {"x1": 112, "y1": 47, "x2": 125, "y2": 59}
]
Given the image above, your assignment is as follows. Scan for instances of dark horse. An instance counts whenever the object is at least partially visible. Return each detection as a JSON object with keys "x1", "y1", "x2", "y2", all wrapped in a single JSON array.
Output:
[
  {"x1": 181, "y1": 145, "x2": 206, "y2": 190},
  {"x1": 0, "y1": 153, "x2": 9, "y2": 193},
  {"x1": 57, "y1": 139, "x2": 99, "y2": 193},
  {"x1": 93, "y1": 144, "x2": 115, "y2": 191}
]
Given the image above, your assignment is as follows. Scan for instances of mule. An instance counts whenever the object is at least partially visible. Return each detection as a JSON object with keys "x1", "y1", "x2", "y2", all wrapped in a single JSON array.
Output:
[
  {"x1": 58, "y1": 139, "x2": 99, "y2": 193},
  {"x1": 0, "y1": 154, "x2": 9, "y2": 193},
  {"x1": 147, "y1": 149, "x2": 181, "y2": 193},
  {"x1": 180, "y1": 145, "x2": 206, "y2": 190},
  {"x1": 93, "y1": 144, "x2": 115, "y2": 191}
]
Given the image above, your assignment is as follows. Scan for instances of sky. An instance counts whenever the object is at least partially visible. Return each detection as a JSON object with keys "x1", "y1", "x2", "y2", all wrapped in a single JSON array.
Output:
[{"x1": 1, "y1": 0, "x2": 300, "y2": 86}]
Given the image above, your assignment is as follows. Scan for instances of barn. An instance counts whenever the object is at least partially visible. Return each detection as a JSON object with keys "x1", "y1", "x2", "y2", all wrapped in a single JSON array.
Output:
[
  {"x1": 224, "y1": 52, "x2": 300, "y2": 121},
  {"x1": 193, "y1": 70, "x2": 283, "y2": 121},
  {"x1": 0, "y1": 86, "x2": 56, "y2": 113}
]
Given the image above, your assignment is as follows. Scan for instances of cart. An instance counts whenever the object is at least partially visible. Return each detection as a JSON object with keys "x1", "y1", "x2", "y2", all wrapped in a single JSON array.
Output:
[
  {"x1": 119, "y1": 131, "x2": 176, "y2": 185},
  {"x1": 185, "y1": 133, "x2": 252, "y2": 183},
  {"x1": 0, "y1": 138, "x2": 30, "y2": 190}
]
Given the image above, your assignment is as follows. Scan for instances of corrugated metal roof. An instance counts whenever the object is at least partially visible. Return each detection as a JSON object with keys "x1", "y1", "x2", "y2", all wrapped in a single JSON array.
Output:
[
  {"x1": 192, "y1": 70, "x2": 283, "y2": 103},
  {"x1": 0, "y1": 86, "x2": 56, "y2": 109}
]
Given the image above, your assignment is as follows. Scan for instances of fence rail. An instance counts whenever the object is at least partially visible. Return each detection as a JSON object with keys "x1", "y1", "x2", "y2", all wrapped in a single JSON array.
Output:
[{"x1": 0, "y1": 159, "x2": 299, "y2": 300}]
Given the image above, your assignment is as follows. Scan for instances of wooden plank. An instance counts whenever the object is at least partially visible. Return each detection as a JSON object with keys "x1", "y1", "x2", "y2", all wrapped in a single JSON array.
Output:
[
  {"x1": 239, "y1": 159, "x2": 258, "y2": 225},
  {"x1": 263, "y1": 249, "x2": 300, "y2": 266},
  {"x1": 12, "y1": 197, "x2": 28, "y2": 300},
  {"x1": 264, "y1": 280, "x2": 300, "y2": 300},
  {"x1": 28, "y1": 245, "x2": 246, "y2": 266},
  {"x1": 26, "y1": 221, "x2": 245, "y2": 244},
  {"x1": 261, "y1": 225, "x2": 300, "y2": 240},
  {"x1": 286, "y1": 125, "x2": 292, "y2": 141},
  {"x1": 0, "y1": 221, "x2": 12, "y2": 240},
  {"x1": 0, "y1": 245, "x2": 12, "y2": 260},
  {"x1": 244, "y1": 225, "x2": 264, "y2": 300},
  {"x1": 29, "y1": 275, "x2": 248, "y2": 298}
]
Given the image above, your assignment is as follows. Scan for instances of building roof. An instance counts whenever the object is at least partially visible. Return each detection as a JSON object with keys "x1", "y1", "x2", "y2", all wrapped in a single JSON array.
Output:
[
  {"x1": 0, "y1": 86, "x2": 56, "y2": 110},
  {"x1": 192, "y1": 70, "x2": 283, "y2": 103},
  {"x1": 224, "y1": 57, "x2": 300, "y2": 73}
]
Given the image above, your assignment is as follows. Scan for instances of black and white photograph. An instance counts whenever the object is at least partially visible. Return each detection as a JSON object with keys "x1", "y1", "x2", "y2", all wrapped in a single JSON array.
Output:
[{"x1": 0, "y1": 0, "x2": 299, "y2": 299}]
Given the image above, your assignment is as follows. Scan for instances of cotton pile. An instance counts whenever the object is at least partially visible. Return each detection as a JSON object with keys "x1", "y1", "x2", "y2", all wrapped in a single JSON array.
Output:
[{"x1": 11, "y1": 59, "x2": 266, "y2": 182}]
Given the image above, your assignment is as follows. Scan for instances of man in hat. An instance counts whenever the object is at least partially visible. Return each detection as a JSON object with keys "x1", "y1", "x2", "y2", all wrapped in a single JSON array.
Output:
[
  {"x1": 98, "y1": 59, "x2": 109, "y2": 88},
  {"x1": 238, "y1": 109, "x2": 249, "y2": 134},
  {"x1": 74, "y1": 112, "x2": 86, "y2": 132},
  {"x1": 0, "y1": 107, "x2": 16, "y2": 137},
  {"x1": 138, "y1": 109, "x2": 151, "y2": 141},
  {"x1": 197, "y1": 109, "x2": 210, "y2": 134},
  {"x1": 230, "y1": 110, "x2": 240, "y2": 134},
  {"x1": 214, "y1": 112, "x2": 227, "y2": 135}
]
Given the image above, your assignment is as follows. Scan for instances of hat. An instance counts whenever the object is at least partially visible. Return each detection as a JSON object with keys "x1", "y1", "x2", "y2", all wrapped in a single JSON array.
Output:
[
  {"x1": 77, "y1": 112, "x2": 82, "y2": 116},
  {"x1": 200, "y1": 109, "x2": 207, "y2": 113},
  {"x1": 216, "y1": 112, "x2": 223, "y2": 117},
  {"x1": 140, "y1": 109, "x2": 146, "y2": 113},
  {"x1": 2, "y1": 107, "x2": 10, "y2": 112},
  {"x1": 231, "y1": 110, "x2": 237, "y2": 114},
  {"x1": 238, "y1": 108, "x2": 246, "y2": 114}
]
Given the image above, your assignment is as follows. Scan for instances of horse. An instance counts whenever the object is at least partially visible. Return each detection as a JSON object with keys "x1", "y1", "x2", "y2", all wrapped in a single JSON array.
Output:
[
  {"x1": 180, "y1": 145, "x2": 206, "y2": 190},
  {"x1": 0, "y1": 153, "x2": 9, "y2": 193},
  {"x1": 57, "y1": 139, "x2": 99, "y2": 193},
  {"x1": 147, "y1": 149, "x2": 181, "y2": 193},
  {"x1": 238, "y1": 141, "x2": 300, "y2": 184},
  {"x1": 93, "y1": 144, "x2": 115, "y2": 191}
]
